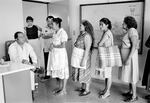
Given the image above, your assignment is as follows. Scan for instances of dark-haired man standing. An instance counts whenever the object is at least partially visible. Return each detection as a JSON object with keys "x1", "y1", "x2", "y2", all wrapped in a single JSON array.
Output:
[{"x1": 41, "y1": 16, "x2": 54, "y2": 80}]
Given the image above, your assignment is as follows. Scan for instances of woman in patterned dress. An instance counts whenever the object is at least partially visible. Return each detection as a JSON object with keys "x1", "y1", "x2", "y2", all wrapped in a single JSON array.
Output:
[
  {"x1": 47, "y1": 17, "x2": 69, "y2": 95},
  {"x1": 71, "y1": 20, "x2": 94, "y2": 96},
  {"x1": 120, "y1": 16, "x2": 139, "y2": 102}
]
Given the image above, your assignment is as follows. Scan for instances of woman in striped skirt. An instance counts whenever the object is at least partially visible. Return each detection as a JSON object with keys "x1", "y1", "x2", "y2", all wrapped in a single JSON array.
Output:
[{"x1": 71, "y1": 20, "x2": 94, "y2": 96}]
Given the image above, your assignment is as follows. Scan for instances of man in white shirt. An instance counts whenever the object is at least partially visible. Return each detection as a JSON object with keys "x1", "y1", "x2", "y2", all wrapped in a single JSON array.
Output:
[
  {"x1": 41, "y1": 16, "x2": 54, "y2": 80},
  {"x1": 8, "y1": 31, "x2": 37, "y2": 92}
]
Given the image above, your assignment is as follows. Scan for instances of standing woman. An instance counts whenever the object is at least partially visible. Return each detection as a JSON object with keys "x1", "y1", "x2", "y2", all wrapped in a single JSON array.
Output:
[
  {"x1": 71, "y1": 20, "x2": 94, "y2": 96},
  {"x1": 47, "y1": 17, "x2": 69, "y2": 95},
  {"x1": 98, "y1": 18, "x2": 113, "y2": 99},
  {"x1": 120, "y1": 16, "x2": 139, "y2": 102},
  {"x1": 24, "y1": 16, "x2": 44, "y2": 68}
]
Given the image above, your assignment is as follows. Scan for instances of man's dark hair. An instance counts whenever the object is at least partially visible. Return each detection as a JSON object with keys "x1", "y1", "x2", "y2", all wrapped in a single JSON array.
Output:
[
  {"x1": 14, "y1": 31, "x2": 23, "y2": 39},
  {"x1": 46, "y1": 16, "x2": 54, "y2": 21}
]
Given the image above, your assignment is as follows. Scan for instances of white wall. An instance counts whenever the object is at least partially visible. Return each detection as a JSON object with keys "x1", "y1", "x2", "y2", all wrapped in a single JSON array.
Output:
[
  {"x1": 0, "y1": 0, "x2": 24, "y2": 58},
  {"x1": 69, "y1": 0, "x2": 149, "y2": 85},
  {"x1": 48, "y1": 0, "x2": 69, "y2": 35},
  {"x1": 22, "y1": 1, "x2": 48, "y2": 28},
  {"x1": 48, "y1": 0, "x2": 72, "y2": 71}
]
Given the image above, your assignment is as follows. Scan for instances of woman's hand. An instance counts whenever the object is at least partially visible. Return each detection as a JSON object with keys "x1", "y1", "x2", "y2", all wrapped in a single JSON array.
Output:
[
  {"x1": 39, "y1": 33, "x2": 44, "y2": 38},
  {"x1": 49, "y1": 44, "x2": 53, "y2": 51},
  {"x1": 97, "y1": 42, "x2": 100, "y2": 47},
  {"x1": 80, "y1": 59, "x2": 86, "y2": 67},
  {"x1": 124, "y1": 58, "x2": 131, "y2": 66}
]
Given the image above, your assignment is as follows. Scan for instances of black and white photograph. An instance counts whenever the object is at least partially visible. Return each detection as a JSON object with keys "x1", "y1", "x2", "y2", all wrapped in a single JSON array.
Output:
[{"x1": 0, "y1": 0, "x2": 150, "y2": 103}]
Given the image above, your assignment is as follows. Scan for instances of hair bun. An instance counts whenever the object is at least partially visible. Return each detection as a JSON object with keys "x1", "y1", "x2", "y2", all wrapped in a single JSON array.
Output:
[{"x1": 57, "y1": 17, "x2": 62, "y2": 22}]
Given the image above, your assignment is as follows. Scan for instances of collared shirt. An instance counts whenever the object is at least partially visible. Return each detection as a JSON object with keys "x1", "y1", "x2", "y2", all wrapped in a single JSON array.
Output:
[
  {"x1": 42, "y1": 26, "x2": 54, "y2": 52},
  {"x1": 8, "y1": 41, "x2": 37, "y2": 64}
]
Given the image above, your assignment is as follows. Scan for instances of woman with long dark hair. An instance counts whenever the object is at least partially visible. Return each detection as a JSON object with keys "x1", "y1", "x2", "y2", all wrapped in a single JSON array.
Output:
[
  {"x1": 98, "y1": 18, "x2": 114, "y2": 99},
  {"x1": 71, "y1": 20, "x2": 94, "y2": 96}
]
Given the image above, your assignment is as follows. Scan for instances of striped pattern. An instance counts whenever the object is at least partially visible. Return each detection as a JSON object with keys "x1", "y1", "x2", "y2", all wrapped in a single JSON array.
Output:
[
  {"x1": 98, "y1": 45, "x2": 122, "y2": 68},
  {"x1": 72, "y1": 58, "x2": 91, "y2": 84}
]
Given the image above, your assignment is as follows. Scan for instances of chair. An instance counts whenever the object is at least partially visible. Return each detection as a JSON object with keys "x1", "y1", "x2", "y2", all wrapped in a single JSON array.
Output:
[{"x1": 4, "y1": 40, "x2": 15, "y2": 61}]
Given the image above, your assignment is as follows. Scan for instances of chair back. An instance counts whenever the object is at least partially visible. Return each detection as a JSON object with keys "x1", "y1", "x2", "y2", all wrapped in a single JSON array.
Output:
[{"x1": 5, "y1": 40, "x2": 15, "y2": 61}]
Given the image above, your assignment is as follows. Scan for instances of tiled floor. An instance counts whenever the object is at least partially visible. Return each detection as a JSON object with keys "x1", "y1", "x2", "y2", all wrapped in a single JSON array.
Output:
[{"x1": 33, "y1": 78, "x2": 149, "y2": 103}]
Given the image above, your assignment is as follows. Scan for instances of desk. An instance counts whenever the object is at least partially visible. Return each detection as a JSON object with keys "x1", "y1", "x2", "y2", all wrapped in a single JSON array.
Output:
[{"x1": 0, "y1": 62, "x2": 34, "y2": 103}]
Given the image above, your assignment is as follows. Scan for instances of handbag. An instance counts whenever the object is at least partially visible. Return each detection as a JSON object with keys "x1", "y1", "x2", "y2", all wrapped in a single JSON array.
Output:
[
  {"x1": 145, "y1": 36, "x2": 150, "y2": 48},
  {"x1": 98, "y1": 45, "x2": 122, "y2": 68}
]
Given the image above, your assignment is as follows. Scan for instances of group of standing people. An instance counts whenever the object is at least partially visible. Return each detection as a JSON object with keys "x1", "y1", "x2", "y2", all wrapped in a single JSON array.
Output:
[
  {"x1": 8, "y1": 15, "x2": 140, "y2": 102},
  {"x1": 71, "y1": 16, "x2": 139, "y2": 102}
]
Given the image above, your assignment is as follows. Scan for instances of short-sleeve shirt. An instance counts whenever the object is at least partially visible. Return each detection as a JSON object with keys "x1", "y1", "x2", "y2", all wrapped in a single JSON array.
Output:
[
  {"x1": 74, "y1": 31, "x2": 91, "y2": 50},
  {"x1": 42, "y1": 26, "x2": 54, "y2": 52},
  {"x1": 122, "y1": 28, "x2": 139, "y2": 48},
  {"x1": 52, "y1": 28, "x2": 68, "y2": 45},
  {"x1": 102, "y1": 30, "x2": 114, "y2": 47}
]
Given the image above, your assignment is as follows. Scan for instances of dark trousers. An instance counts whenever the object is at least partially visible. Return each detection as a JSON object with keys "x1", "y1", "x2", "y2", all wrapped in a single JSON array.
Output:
[{"x1": 44, "y1": 52, "x2": 49, "y2": 76}]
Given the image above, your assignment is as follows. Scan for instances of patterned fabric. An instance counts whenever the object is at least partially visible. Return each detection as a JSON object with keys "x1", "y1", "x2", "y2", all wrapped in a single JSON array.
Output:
[
  {"x1": 42, "y1": 26, "x2": 54, "y2": 52},
  {"x1": 98, "y1": 45, "x2": 122, "y2": 68},
  {"x1": 74, "y1": 32, "x2": 87, "y2": 50},
  {"x1": 72, "y1": 32, "x2": 91, "y2": 83}
]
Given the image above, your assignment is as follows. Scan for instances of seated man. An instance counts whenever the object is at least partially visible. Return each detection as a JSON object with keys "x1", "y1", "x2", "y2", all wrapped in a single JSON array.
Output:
[{"x1": 8, "y1": 31, "x2": 37, "y2": 92}]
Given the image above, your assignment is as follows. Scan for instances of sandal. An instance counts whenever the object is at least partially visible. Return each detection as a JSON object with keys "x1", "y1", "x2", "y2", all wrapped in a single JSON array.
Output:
[
  {"x1": 56, "y1": 90, "x2": 67, "y2": 96},
  {"x1": 52, "y1": 88, "x2": 61, "y2": 94},
  {"x1": 122, "y1": 92, "x2": 132, "y2": 97},
  {"x1": 79, "y1": 91, "x2": 91, "y2": 96},
  {"x1": 124, "y1": 96, "x2": 138, "y2": 102},
  {"x1": 99, "y1": 92, "x2": 110, "y2": 99},
  {"x1": 144, "y1": 95, "x2": 150, "y2": 99},
  {"x1": 75, "y1": 88, "x2": 85, "y2": 92},
  {"x1": 98, "y1": 90, "x2": 105, "y2": 95}
]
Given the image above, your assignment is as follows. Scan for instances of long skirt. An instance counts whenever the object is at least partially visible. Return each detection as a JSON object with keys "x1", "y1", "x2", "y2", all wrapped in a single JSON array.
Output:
[
  {"x1": 28, "y1": 38, "x2": 45, "y2": 68},
  {"x1": 142, "y1": 49, "x2": 150, "y2": 90},
  {"x1": 119, "y1": 49, "x2": 139, "y2": 84},
  {"x1": 47, "y1": 48, "x2": 69, "y2": 79},
  {"x1": 72, "y1": 56, "x2": 91, "y2": 84}
]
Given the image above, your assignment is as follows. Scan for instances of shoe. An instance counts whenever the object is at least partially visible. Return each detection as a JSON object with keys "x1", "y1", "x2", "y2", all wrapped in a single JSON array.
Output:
[
  {"x1": 52, "y1": 88, "x2": 61, "y2": 95},
  {"x1": 124, "y1": 96, "x2": 138, "y2": 102},
  {"x1": 75, "y1": 88, "x2": 85, "y2": 92},
  {"x1": 122, "y1": 92, "x2": 132, "y2": 97},
  {"x1": 40, "y1": 77, "x2": 47, "y2": 82},
  {"x1": 56, "y1": 90, "x2": 67, "y2": 96},
  {"x1": 98, "y1": 90, "x2": 105, "y2": 95},
  {"x1": 43, "y1": 76, "x2": 50, "y2": 79},
  {"x1": 99, "y1": 92, "x2": 110, "y2": 99},
  {"x1": 79, "y1": 91, "x2": 91, "y2": 96},
  {"x1": 144, "y1": 95, "x2": 150, "y2": 99}
]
